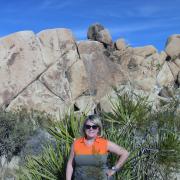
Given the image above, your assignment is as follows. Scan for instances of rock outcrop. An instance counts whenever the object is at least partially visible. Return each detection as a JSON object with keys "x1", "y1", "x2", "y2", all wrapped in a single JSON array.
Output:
[
  {"x1": 0, "y1": 31, "x2": 46, "y2": 109},
  {"x1": 0, "y1": 24, "x2": 179, "y2": 116},
  {"x1": 165, "y1": 34, "x2": 180, "y2": 59},
  {"x1": 87, "y1": 23, "x2": 112, "y2": 46}
]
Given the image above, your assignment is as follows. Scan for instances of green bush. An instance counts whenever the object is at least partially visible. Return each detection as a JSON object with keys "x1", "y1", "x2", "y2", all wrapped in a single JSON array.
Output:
[
  {"x1": 17, "y1": 91, "x2": 180, "y2": 180},
  {"x1": 0, "y1": 109, "x2": 53, "y2": 161}
]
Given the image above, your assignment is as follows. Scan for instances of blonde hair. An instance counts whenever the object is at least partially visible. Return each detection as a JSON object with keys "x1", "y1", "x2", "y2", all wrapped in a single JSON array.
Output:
[{"x1": 82, "y1": 115, "x2": 103, "y2": 137}]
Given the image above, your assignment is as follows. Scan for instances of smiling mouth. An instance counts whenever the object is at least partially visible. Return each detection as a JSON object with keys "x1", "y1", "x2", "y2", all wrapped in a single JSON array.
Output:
[{"x1": 88, "y1": 131, "x2": 96, "y2": 133}]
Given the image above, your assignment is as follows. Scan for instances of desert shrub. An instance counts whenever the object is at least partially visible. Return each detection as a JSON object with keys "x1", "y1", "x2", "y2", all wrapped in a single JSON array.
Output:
[{"x1": 0, "y1": 109, "x2": 53, "y2": 161}]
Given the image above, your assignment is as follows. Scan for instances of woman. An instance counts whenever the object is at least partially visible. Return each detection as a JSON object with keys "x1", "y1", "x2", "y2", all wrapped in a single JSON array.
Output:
[{"x1": 66, "y1": 115, "x2": 129, "y2": 180}]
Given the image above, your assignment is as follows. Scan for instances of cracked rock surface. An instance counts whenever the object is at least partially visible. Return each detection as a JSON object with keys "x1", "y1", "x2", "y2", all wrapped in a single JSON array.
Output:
[{"x1": 0, "y1": 24, "x2": 179, "y2": 116}]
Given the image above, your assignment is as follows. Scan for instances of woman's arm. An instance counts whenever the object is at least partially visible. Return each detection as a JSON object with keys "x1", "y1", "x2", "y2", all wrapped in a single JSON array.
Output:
[
  {"x1": 66, "y1": 143, "x2": 75, "y2": 180},
  {"x1": 106, "y1": 141, "x2": 129, "y2": 177}
]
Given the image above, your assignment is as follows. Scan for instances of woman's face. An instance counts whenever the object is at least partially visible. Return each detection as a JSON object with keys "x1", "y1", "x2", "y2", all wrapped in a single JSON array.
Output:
[{"x1": 84, "y1": 120, "x2": 99, "y2": 139}]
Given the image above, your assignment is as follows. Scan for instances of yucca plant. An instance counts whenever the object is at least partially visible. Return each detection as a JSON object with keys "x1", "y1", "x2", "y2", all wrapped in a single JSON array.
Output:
[
  {"x1": 18, "y1": 111, "x2": 86, "y2": 180},
  {"x1": 102, "y1": 89, "x2": 180, "y2": 180},
  {"x1": 48, "y1": 111, "x2": 86, "y2": 144},
  {"x1": 18, "y1": 142, "x2": 66, "y2": 180},
  {"x1": 147, "y1": 109, "x2": 180, "y2": 179},
  {"x1": 101, "y1": 89, "x2": 152, "y2": 179}
]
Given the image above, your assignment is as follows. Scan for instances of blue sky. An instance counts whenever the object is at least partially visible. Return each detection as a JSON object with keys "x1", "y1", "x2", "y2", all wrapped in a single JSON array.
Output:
[{"x1": 0, "y1": 0, "x2": 180, "y2": 51}]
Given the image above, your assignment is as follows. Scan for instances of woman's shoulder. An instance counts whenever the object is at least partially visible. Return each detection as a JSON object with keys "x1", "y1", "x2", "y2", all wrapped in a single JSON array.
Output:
[
  {"x1": 73, "y1": 137, "x2": 84, "y2": 151},
  {"x1": 73, "y1": 137, "x2": 84, "y2": 143},
  {"x1": 96, "y1": 136, "x2": 108, "y2": 144}
]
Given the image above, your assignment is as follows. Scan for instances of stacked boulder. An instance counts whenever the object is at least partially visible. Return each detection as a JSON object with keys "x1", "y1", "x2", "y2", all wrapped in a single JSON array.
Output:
[{"x1": 0, "y1": 24, "x2": 179, "y2": 116}]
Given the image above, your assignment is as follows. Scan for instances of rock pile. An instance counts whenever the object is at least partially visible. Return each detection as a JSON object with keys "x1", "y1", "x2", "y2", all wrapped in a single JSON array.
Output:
[{"x1": 0, "y1": 23, "x2": 179, "y2": 116}]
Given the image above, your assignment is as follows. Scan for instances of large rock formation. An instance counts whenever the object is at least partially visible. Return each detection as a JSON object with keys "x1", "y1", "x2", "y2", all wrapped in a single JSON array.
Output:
[{"x1": 0, "y1": 24, "x2": 179, "y2": 116}]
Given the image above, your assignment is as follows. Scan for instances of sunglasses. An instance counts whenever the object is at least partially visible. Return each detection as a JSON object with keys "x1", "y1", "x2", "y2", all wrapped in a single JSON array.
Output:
[{"x1": 85, "y1": 124, "x2": 99, "y2": 130}]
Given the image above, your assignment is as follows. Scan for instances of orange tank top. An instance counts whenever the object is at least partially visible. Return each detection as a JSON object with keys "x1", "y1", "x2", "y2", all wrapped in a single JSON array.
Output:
[{"x1": 74, "y1": 136, "x2": 108, "y2": 155}]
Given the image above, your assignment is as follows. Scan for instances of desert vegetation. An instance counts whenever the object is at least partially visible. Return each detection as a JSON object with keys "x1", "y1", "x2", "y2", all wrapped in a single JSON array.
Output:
[{"x1": 0, "y1": 90, "x2": 179, "y2": 180}]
